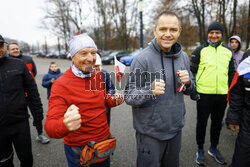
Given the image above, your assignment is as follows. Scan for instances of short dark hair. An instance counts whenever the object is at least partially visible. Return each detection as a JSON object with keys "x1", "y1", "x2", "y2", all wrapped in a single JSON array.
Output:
[
  {"x1": 155, "y1": 11, "x2": 181, "y2": 27},
  {"x1": 7, "y1": 42, "x2": 19, "y2": 50},
  {"x1": 50, "y1": 62, "x2": 56, "y2": 66}
]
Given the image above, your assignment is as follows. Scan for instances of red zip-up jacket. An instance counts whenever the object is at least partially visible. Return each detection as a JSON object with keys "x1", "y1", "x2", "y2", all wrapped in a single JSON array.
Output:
[{"x1": 45, "y1": 68, "x2": 117, "y2": 146}]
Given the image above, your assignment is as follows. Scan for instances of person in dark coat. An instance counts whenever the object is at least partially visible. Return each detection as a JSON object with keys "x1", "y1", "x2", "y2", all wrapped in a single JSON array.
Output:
[
  {"x1": 7, "y1": 41, "x2": 50, "y2": 144},
  {"x1": 7, "y1": 42, "x2": 37, "y2": 79},
  {"x1": 0, "y1": 35, "x2": 43, "y2": 167},
  {"x1": 42, "y1": 62, "x2": 63, "y2": 99},
  {"x1": 226, "y1": 50, "x2": 250, "y2": 167}
]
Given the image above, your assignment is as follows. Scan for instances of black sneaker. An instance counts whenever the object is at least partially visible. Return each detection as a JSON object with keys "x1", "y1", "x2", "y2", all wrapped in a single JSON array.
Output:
[
  {"x1": 196, "y1": 149, "x2": 205, "y2": 166},
  {"x1": 208, "y1": 147, "x2": 227, "y2": 165}
]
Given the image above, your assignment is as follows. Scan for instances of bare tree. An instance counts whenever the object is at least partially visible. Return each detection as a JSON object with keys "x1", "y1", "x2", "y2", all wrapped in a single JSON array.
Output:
[
  {"x1": 187, "y1": 0, "x2": 206, "y2": 44},
  {"x1": 237, "y1": 4, "x2": 248, "y2": 43},
  {"x1": 42, "y1": 0, "x2": 71, "y2": 51},
  {"x1": 231, "y1": 0, "x2": 238, "y2": 36},
  {"x1": 109, "y1": 0, "x2": 139, "y2": 50},
  {"x1": 216, "y1": 0, "x2": 233, "y2": 42},
  {"x1": 42, "y1": 0, "x2": 89, "y2": 51},
  {"x1": 178, "y1": 16, "x2": 198, "y2": 50},
  {"x1": 246, "y1": 0, "x2": 250, "y2": 49},
  {"x1": 94, "y1": 0, "x2": 110, "y2": 50}
]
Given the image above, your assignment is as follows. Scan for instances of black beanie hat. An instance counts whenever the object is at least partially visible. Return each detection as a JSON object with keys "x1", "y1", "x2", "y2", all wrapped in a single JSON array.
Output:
[{"x1": 207, "y1": 21, "x2": 223, "y2": 35}]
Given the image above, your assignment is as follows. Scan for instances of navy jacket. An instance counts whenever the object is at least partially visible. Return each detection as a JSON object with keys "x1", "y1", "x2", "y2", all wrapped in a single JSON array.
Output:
[
  {"x1": 42, "y1": 69, "x2": 63, "y2": 99},
  {"x1": 101, "y1": 69, "x2": 115, "y2": 95}
]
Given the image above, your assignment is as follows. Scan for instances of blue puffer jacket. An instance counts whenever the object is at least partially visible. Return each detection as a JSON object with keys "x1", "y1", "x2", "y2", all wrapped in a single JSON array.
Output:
[{"x1": 42, "y1": 69, "x2": 63, "y2": 99}]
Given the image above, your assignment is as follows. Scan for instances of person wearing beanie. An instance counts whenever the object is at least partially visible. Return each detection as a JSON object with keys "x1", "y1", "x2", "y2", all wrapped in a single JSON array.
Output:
[
  {"x1": 190, "y1": 21, "x2": 235, "y2": 166},
  {"x1": 207, "y1": 21, "x2": 224, "y2": 35},
  {"x1": 44, "y1": 33, "x2": 124, "y2": 167},
  {"x1": 94, "y1": 53, "x2": 115, "y2": 126},
  {"x1": 0, "y1": 35, "x2": 44, "y2": 167},
  {"x1": 228, "y1": 35, "x2": 244, "y2": 69}
]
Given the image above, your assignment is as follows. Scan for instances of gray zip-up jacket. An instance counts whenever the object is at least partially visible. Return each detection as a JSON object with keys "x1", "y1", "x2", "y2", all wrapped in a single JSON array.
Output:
[{"x1": 124, "y1": 38, "x2": 196, "y2": 140}]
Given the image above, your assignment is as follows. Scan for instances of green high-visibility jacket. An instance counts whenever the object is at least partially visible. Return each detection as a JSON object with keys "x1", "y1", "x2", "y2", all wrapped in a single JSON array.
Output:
[{"x1": 190, "y1": 42, "x2": 235, "y2": 95}]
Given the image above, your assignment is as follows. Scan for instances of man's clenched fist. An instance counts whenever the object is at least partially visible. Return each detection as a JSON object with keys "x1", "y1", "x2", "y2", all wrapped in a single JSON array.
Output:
[
  {"x1": 151, "y1": 79, "x2": 165, "y2": 96},
  {"x1": 63, "y1": 104, "x2": 81, "y2": 131},
  {"x1": 177, "y1": 70, "x2": 191, "y2": 86},
  {"x1": 111, "y1": 93, "x2": 124, "y2": 105}
]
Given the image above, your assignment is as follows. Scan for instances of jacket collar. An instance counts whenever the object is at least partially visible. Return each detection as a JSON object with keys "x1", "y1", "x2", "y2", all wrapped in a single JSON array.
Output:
[
  {"x1": 207, "y1": 40, "x2": 222, "y2": 48},
  {"x1": 48, "y1": 68, "x2": 61, "y2": 74}
]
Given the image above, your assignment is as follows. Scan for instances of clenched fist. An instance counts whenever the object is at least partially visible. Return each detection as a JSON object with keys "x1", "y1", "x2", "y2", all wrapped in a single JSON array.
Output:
[
  {"x1": 177, "y1": 70, "x2": 191, "y2": 87},
  {"x1": 151, "y1": 79, "x2": 165, "y2": 96},
  {"x1": 63, "y1": 104, "x2": 81, "y2": 131},
  {"x1": 111, "y1": 93, "x2": 124, "y2": 105}
]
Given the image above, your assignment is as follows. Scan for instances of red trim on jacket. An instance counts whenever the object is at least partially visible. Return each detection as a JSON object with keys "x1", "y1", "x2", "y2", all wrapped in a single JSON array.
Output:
[
  {"x1": 227, "y1": 71, "x2": 239, "y2": 102},
  {"x1": 26, "y1": 63, "x2": 36, "y2": 81},
  {"x1": 45, "y1": 68, "x2": 117, "y2": 146}
]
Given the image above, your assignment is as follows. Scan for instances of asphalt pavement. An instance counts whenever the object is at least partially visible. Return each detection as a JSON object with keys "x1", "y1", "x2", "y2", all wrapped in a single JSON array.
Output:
[{"x1": 13, "y1": 56, "x2": 237, "y2": 167}]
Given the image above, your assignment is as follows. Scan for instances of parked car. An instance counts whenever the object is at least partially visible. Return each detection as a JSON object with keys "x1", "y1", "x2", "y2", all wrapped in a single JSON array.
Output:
[
  {"x1": 100, "y1": 50, "x2": 113, "y2": 57},
  {"x1": 120, "y1": 49, "x2": 142, "y2": 66},
  {"x1": 36, "y1": 52, "x2": 46, "y2": 58},
  {"x1": 58, "y1": 51, "x2": 67, "y2": 59},
  {"x1": 102, "y1": 51, "x2": 131, "y2": 65},
  {"x1": 45, "y1": 52, "x2": 58, "y2": 59}
]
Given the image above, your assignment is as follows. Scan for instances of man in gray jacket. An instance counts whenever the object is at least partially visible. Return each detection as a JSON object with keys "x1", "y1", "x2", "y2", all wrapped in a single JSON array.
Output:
[{"x1": 124, "y1": 11, "x2": 195, "y2": 167}]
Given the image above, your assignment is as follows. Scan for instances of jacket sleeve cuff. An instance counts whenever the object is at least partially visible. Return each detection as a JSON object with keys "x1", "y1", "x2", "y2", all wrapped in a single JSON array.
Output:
[
  {"x1": 184, "y1": 79, "x2": 196, "y2": 96},
  {"x1": 59, "y1": 117, "x2": 70, "y2": 136}
]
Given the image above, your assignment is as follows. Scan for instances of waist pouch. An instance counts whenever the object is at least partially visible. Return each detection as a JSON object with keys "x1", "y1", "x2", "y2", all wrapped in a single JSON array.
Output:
[{"x1": 72, "y1": 136, "x2": 116, "y2": 167}]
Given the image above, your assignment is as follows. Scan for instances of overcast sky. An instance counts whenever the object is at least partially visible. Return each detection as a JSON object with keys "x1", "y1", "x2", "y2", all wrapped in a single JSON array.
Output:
[
  {"x1": 0, "y1": 0, "x2": 55, "y2": 45},
  {"x1": 0, "y1": 0, "x2": 157, "y2": 46}
]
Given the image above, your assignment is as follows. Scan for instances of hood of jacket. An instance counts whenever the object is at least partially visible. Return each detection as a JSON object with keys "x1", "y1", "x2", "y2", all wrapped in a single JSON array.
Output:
[{"x1": 228, "y1": 35, "x2": 242, "y2": 52}]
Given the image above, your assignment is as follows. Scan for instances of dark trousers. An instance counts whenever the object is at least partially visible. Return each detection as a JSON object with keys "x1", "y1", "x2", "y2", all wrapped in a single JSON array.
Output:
[
  {"x1": 136, "y1": 131, "x2": 182, "y2": 167},
  {"x1": 64, "y1": 144, "x2": 110, "y2": 167},
  {"x1": 0, "y1": 119, "x2": 33, "y2": 167},
  {"x1": 230, "y1": 130, "x2": 250, "y2": 167},
  {"x1": 196, "y1": 94, "x2": 227, "y2": 149}
]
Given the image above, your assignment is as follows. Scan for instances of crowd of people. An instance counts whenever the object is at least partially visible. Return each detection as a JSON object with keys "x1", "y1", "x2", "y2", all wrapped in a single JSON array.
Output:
[{"x1": 0, "y1": 9, "x2": 249, "y2": 167}]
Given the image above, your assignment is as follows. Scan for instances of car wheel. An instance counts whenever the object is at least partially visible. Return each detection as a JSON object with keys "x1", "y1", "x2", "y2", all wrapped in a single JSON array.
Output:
[{"x1": 110, "y1": 60, "x2": 114, "y2": 65}]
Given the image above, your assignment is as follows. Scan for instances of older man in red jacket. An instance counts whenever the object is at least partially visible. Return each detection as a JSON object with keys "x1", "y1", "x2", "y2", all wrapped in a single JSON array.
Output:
[{"x1": 45, "y1": 33, "x2": 124, "y2": 167}]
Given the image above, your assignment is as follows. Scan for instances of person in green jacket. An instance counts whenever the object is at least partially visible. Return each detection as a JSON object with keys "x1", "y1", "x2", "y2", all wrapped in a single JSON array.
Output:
[{"x1": 190, "y1": 21, "x2": 235, "y2": 166}]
